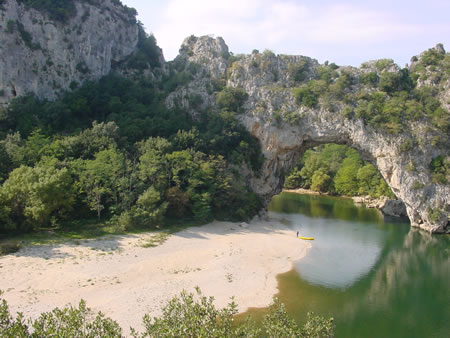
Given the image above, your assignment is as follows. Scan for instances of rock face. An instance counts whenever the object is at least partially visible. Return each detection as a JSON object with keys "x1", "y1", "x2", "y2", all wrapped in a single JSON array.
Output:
[
  {"x1": 0, "y1": 3, "x2": 448, "y2": 234},
  {"x1": 0, "y1": 0, "x2": 139, "y2": 104},
  {"x1": 167, "y1": 36, "x2": 449, "y2": 234},
  {"x1": 382, "y1": 200, "x2": 407, "y2": 218},
  {"x1": 352, "y1": 196, "x2": 407, "y2": 218}
]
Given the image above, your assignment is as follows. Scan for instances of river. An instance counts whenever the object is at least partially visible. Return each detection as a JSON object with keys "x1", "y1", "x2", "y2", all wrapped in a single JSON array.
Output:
[{"x1": 239, "y1": 192, "x2": 449, "y2": 338}]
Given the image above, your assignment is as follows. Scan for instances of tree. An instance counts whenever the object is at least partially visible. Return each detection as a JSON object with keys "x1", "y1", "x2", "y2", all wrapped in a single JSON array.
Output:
[
  {"x1": 77, "y1": 147, "x2": 126, "y2": 219},
  {"x1": 311, "y1": 170, "x2": 331, "y2": 193},
  {"x1": 356, "y1": 164, "x2": 379, "y2": 196},
  {"x1": 216, "y1": 87, "x2": 248, "y2": 112},
  {"x1": 0, "y1": 157, "x2": 75, "y2": 231},
  {"x1": 334, "y1": 157, "x2": 362, "y2": 196}
]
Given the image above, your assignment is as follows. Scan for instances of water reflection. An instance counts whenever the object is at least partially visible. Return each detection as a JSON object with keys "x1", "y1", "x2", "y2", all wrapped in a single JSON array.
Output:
[
  {"x1": 269, "y1": 193, "x2": 387, "y2": 289},
  {"x1": 256, "y1": 192, "x2": 450, "y2": 338}
]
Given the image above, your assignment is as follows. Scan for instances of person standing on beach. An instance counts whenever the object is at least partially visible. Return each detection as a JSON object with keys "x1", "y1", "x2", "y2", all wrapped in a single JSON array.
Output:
[{"x1": 296, "y1": 231, "x2": 299, "y2": 237}]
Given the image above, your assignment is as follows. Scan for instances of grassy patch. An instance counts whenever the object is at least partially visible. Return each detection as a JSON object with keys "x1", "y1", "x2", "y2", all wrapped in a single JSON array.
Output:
[
  {"x1": 140, "y1": 231, "x2": 171, "y2": 248},
  {"x1": 0, "y1": 241, "x2": 20, "y2": 256},
  {"x1": 0, "y1": 217, "x2": 197, "y2": 250}
]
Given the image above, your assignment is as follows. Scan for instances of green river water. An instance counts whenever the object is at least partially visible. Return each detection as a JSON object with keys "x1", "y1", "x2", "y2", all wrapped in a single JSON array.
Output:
[{"x1": 239, "y1": 192, "x2": 449, "y2": 338}]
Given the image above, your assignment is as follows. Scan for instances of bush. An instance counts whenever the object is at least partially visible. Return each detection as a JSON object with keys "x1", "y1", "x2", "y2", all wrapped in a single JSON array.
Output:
[
  {"x1": 288, "y1": 60, "x2": 309, "y2": 83},
  {"x1": 360, "y1": 72, "x2": 379, "y2": 86},
  {"x1": 17, "y1": 0, "x2": 77, "y2": 22},
  {"x1": 0, "y1": 294, "x2": 122, "y2": 337},
  {"x1": 293, "y1": 86, "x2": 318, "y2": 108},
  {"x1": 0, "y1": 241, "x2": 20, "y2": 256},
  {"x1": 0, "y1": 289, "x2": 335, "y2": 337},
  {"x1": 216, "y1": 87, "x2": 248, "y2": 112},
  {"x1": 127, "y1": 26, "x2": 161, "y2": 69}
]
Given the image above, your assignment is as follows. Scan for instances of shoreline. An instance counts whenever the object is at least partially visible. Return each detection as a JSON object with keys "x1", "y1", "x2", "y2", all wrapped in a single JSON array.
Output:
[
  {"x1": 283, "y1": 189, "x2": 407, "y2": 218},
  {"x1": 0, "y1": 219, "x2": 310, "y2": 334}
]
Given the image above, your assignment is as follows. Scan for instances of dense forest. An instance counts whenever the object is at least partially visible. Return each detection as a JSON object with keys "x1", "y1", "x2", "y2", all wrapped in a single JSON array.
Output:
[
  {"x1": 1, "y1": 24, "x2": 449, "y2": 236},
  {"x1": 284, "y1": 144, "x2": 395, "y2": 198},
  {"x1": 0, "y1": 65, "x2": 263, "y2": 235}
]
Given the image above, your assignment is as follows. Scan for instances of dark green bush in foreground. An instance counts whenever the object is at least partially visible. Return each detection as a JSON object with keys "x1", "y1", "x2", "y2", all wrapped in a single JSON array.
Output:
[{"x1": 0, "y1": 289, "x2": 334, "y2": 337}]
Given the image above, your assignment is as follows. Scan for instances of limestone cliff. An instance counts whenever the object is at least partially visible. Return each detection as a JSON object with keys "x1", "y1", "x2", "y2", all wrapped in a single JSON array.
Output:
[
  {"x1": 0, "y1": 0, "x2": 139, "y2": 104},
  {"x1": 165, "y1": 36, "x2": 449, "y2": 234},
  {"x1": 0, "y1": 1, "x2": 448, "y2": 233}
]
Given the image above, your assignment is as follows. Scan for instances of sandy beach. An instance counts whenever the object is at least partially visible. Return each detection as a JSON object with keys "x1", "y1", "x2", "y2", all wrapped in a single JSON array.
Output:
[{"x1": 0, "y1": 219, "x2": 310, "y2": 334}]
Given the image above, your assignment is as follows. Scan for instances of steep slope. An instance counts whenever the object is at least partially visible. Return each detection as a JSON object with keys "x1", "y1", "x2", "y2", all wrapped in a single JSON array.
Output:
[
  {"x1": 0, "y1": 1, "x2": 448, "y2": 234},
  {"x1": 0, "y1": 0, "x2": 139, "y2": 104},
  {"x1": 166, "y1": 36, "x2": 449, "y2": 233}
]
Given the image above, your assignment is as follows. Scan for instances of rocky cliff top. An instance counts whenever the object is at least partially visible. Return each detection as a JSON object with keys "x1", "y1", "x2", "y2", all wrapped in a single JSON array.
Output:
[
  {"x1": 165, "y1": 35, "x2": 449, "y2": 233},
  {"x1": 0, "y1": 1, "x2": 448, "y2": 233},
  {"x1": 0, "y1": 0, "x2": 161, "y2": 105}
]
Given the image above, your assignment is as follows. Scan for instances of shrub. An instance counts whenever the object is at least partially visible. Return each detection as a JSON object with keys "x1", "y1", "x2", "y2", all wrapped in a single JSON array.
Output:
[
  {"x1": 361, "y1": 72, "x2": 379, "y2": 86},
  {"x1": 378, "y1": 72, "x2": 401, "y2": 93},
  {"x1": 76, "y1": 61, "x2": 89, "y2": 74},
  {"x1": 1, "y1": 288, "x2": 334, "y2": 337},
  {"x1": 412, "y1": 180, "x2": 424, "y2": 190},
  {"x1": 0, "y1": 241, "x2": 20, "y2": 256},
  {"x1": 216, "y1": 87, "x2": 248, "y2": 112},
  {"x1": 5, "y1": 20, "x2": 15, "y2": 33},
  {"x1": 288, "y1": 60, "x2": 309, "y2": 83},
  {"x1": 430, "y1": 155, "x2": 449, "y2": 184},
  {"x1": 375, "y1": 59, "x2": 395, "y2": 71},
  {"x1": 16, "y1": 0, "x2": 77, "y2": 22}
]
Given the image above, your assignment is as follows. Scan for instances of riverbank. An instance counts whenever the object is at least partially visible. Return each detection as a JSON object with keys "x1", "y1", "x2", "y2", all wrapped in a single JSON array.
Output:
[
  {"x1": 283, "y1": 189, "x2": 407, "y2": 218},
  {"x1": 0, "y1": 219, "x2": 309, "y2": 334}
]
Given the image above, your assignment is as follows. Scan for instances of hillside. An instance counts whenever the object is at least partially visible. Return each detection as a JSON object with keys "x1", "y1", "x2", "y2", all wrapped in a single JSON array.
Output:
[{"x1": 0, "y1": 0, "x2": 448, "y2": 233}]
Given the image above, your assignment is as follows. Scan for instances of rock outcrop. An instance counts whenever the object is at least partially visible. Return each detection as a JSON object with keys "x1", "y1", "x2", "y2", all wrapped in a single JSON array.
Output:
[
  {"x1": 352, "y1": 196, "x2": 407, "y2": 218},
  {"x1": 166, "y1": 36, "x2": 449, "y2": 233},
  {"x1": 0, "y1": 1, "x2": 447, "y2": 234},
  {"x1": 0, "y1": 0, "x2": 139, "y2": 104}
]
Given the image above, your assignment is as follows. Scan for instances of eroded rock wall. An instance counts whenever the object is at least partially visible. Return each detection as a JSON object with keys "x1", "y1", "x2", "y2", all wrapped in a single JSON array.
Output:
[
  {"x1": 0, "y1": 0, "x2": 138, "y2": 104},
  {"x1": 168, "y1": 36, "x2": 449, "y2": 233}
]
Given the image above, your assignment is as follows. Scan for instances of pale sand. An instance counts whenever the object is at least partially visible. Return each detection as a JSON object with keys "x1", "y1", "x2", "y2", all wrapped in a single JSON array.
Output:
[{"x1": 0, "y1": 219, "x2": 310, "y2": 334}]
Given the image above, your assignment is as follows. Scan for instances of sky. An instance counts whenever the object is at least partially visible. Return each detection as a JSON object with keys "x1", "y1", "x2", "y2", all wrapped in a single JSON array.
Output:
[{"x1": 121, "y1": 0, "x2": 450, "y2": 67}]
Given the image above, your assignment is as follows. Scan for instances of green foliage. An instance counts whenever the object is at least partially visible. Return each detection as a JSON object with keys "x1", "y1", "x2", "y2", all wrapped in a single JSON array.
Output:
[
  {"x1": 427, "y1": 207, "x2": 441, "y2": 223},
  {"x1": 360, "y1": 72, "x2": 379, "y2": 86},
  {"x1": 5, "y1": 20, "x2": 15, "y2": 33},
  {"x1": 412, "y1": 180, "x2": 424, "y2": 190},
  {"x1": 378, "y1": 72, "x2": 401, "y2": 93},
  {"x1": 317, "y1": 65, "x2": 338, "y2": 84},
  {"x1": 141, "y1": 288, "x2": 242, "y2": 337},
  {"x1": 16, "y1": 0, "x2": 136, "y2": 23},
  {"x1": 76, "y1": 61, "x2": 89, "y2": 74},
  {"x1": 311, "y1": 170, "x2": 331, "y2": 193},
  {"x1": 0, "y1": 288, "x2": 336, "y2": 337},
  {"x1": 0, "y1": 241, "x2": 20, "y2": 256},
  {"x1": 334, "y1": 157, "x2": 361, "y2": 195},
  {"x1": 15, "y1": 20, "x2": 40, "y2": 50},
  {"x1": 284, "y1": 144, "x2": 394, "y2": 198},
  {"x1": 216, "y1": 87, "x2": 248, "y2": 112},
  {"x1": 17, "y1": 0, "x2": 77, "y2": 22},
  {"x1": 418, "y1": 45, "x2": 445, "y2": 67},
  {"x1": 288, "y1": 60, "x2": 309, "y2": 83},
  {"x1": 0, "y1": 158, "x2": 75, "y2": 232},
  {"x1": 139, "y1": 289, "x2": 334, "y2": 338},
  {"x1": 293, "y1": 86, "x2": 318, "y2": 108},
  {"x1": 429, "y1": 155, "x2": 449, "y2": 184},
  {"x1": 77, "y1": 146, "x2": 126, "y2": 219},
  {"x1": 127, "y1": 26, "x2": 161, "y2": 69},
  {"x1": 0, "y1": 293, "x2": 122, "y2": 337},
  {"x1": 375, "y1": 59, "x2": 395, "y2": 71}
]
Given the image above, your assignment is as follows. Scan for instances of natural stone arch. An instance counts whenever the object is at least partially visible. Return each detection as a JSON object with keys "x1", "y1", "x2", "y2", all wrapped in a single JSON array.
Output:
[
  {"x1": 238, "y1": 101, "x2": 448, "y2": 234},
  {"x1": 172, "y1": 35, "x2": 449, "y2": 233}
]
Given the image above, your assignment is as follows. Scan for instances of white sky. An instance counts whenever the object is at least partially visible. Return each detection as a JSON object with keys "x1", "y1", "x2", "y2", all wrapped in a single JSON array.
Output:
[{"x1": 121, "y1": 0, "x2": 450, "y2": 67}]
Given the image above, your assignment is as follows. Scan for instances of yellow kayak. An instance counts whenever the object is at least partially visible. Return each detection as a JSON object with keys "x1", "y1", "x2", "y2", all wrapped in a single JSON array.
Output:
[{"x1": 298, "y1": 236, "x2": 314, "y2": 240}]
